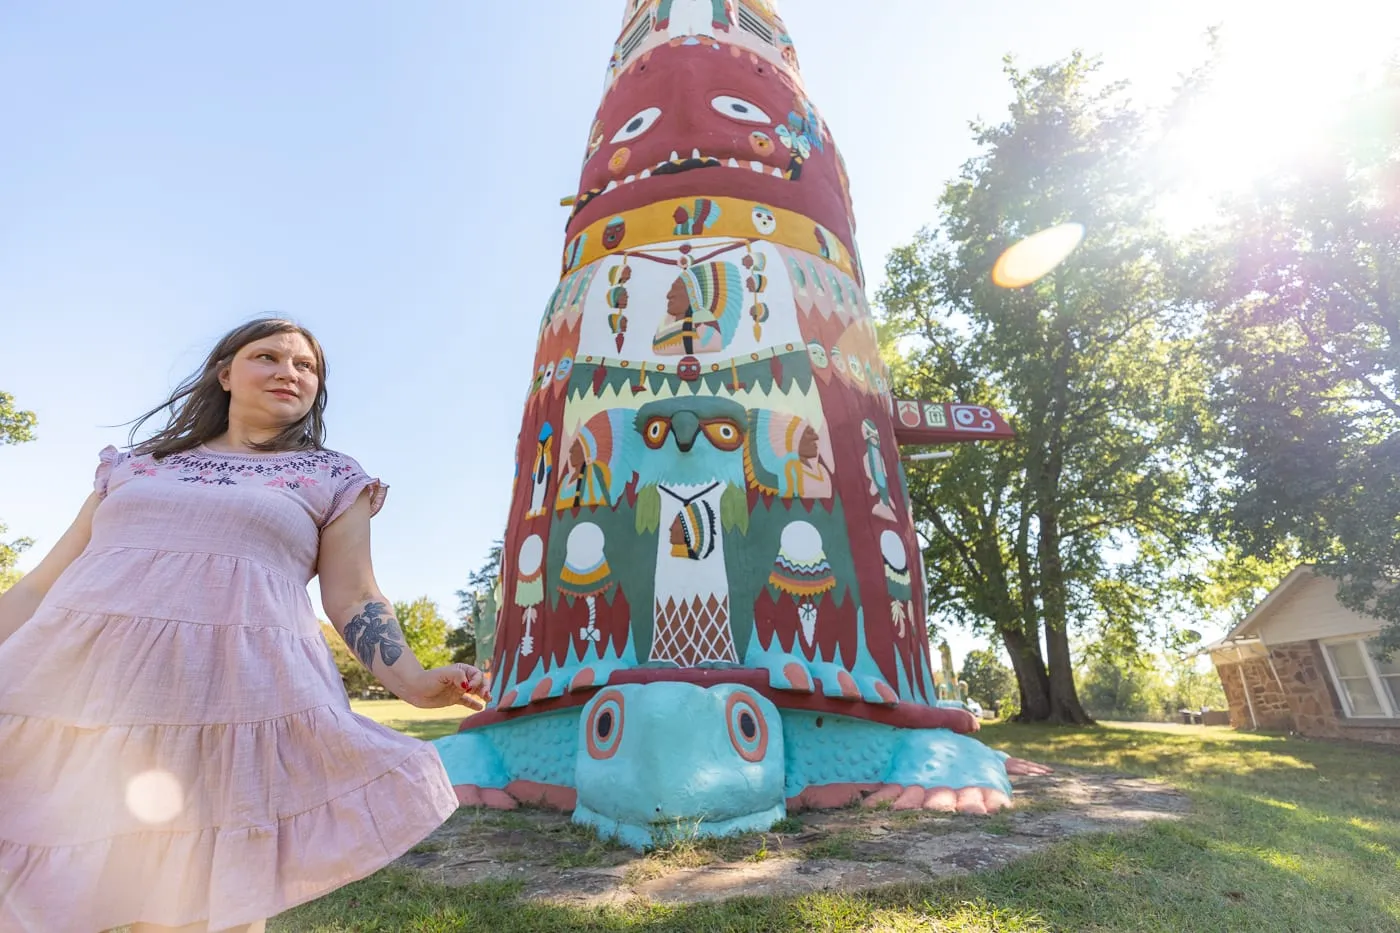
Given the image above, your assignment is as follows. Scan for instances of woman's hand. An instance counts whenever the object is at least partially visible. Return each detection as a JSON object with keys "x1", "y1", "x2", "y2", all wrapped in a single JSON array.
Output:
[{"x1": 407, "y1": 663, "x2": 491, "y2": 711}]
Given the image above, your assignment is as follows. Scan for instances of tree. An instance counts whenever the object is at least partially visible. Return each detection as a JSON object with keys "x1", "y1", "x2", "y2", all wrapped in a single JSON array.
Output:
[
  {"x1": 959, "y1": 648, "x2": 1016, "y2": 715},
  {"x1": 1202, "y1": 61, "x2": 1400, "y2": 654},
  {"x1": 880, "y1": 54, "x2": 1210, "y2": 722},
  {"x1": 321, "y1": 621, "x2": 376, "y2": 697},
  {"x1": 450, "y1": 539, "x2": 503, "y2": 665},
  {"x1": 0, "y1": 392, "x2": 36, "y2": 446},
  {"x1": 0, "y1": 392, "x2": 37, "y2": 593},
  {"x1": 393, "y1": 597, "x2": 453, "y2": 670}
]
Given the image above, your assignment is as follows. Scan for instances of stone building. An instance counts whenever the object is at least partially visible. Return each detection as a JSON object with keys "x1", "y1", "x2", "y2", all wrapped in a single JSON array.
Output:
[{"x1": 1207, "y1": 567, "x2": 1399, "y2": 747}]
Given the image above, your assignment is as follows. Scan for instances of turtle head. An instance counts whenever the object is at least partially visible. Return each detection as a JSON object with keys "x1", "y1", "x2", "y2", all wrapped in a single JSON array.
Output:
[{"x1": 571, "y1": 682, "x2": 786, "y2": 849}]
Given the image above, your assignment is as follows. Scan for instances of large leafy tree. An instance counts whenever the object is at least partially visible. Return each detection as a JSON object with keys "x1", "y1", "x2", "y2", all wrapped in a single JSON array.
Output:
[
  {"x1": 1203, "y1": 61, "x2": 1400, "y2": 653},
  {"x1": 0, "y1": 392, "x2": 38, "y2": 593},
  {"x1": 958, "y1": 648, "x2": 1016, "y2": 714},
  {"x1": 880, "y1": 54, "x2": 1209, "y2": 722},
  {"x1": 392, "y1": 597, "x2": 453, "y2": 670}
]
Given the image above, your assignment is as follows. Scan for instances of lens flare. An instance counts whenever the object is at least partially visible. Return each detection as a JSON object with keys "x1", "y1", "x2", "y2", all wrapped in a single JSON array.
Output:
[
  {"x1": 126, "y1": 770, "x2": 185, "y2": 824},
  {"x1": 991, "y1": 223, "x2": 1085, "y2": 288}
]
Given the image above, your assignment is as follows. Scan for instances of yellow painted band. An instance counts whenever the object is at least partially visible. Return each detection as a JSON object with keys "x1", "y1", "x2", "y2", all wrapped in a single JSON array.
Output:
[{"x1": 562, "y1": 197, "x2": 856, "y2": 281}]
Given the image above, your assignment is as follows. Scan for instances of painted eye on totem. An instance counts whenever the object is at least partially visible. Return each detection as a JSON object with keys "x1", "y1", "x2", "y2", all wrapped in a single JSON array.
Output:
[
  {"x1": 643, "y1": 417, "x2": 671, "y2": 449},
  {"x1": 711, "y1": 95, "x2": 772, "y2": 124},
  {"x1": 542, "y1": 361, "x2": 556, "y2": 384},
  {"x1": 586, "y1": 690, "x2": 625, "y2": 760},
  {"x1": 702, "y1": 420, "x2": 744, "y2": 451},
  {"x1": 726, "y1": 692, "x2": 769, "y2": 763},
  {"x1": 611, "y1": 107, "x2": 662, "y2": 143}
]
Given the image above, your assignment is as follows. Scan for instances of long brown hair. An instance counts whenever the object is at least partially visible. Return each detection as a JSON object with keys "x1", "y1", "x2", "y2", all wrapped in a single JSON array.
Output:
[{"x1": 128, "y1": 318, "x2": 329, "y2": 458}]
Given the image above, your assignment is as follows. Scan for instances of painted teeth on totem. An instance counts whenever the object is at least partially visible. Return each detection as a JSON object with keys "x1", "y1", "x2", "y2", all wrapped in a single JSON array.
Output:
[
  {"x1": 639, "y1": 168, "x2": 652, "y2": 179},
  {"x1": 624, "y1": 175, "x2": 636, "y2": 184},
  {"x1": 728, "y1": 158, "x2": 741, "y2": 168},
  {"x1": 772, "y1": 166, "x2": 785, "y2": 178},
  {"x1": 670, "y1": 151, "x2": 681, "y2": 161},
  {"x1": 691, "y1": 148, "x2": 702, "y2": 159},
  {"x1": 750, "y1": 161, "x2": 765, "y2": 172},
  {"x1": 605, "y1": 180, "x2": 619, "y2": 192}
]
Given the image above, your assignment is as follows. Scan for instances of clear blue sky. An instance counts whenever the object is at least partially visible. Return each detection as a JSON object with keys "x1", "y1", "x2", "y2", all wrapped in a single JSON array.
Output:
[{"x1": 0, "y1": 1, "x2": 1341, "y2": 663}]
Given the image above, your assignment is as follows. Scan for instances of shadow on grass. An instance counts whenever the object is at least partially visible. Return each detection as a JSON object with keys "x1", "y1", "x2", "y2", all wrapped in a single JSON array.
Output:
[{"x1": 272, "y1": 724, "x2": 1400, "y2": 932}]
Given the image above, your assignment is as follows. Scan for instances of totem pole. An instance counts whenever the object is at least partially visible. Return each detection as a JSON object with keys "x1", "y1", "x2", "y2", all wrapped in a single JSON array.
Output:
[{"x1": 435, "y1": 0, "x2": 1045, "y2": 849}]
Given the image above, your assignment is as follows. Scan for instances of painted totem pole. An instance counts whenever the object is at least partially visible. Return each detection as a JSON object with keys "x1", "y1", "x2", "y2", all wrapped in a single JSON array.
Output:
[{"x1": 435, "y1": 0, "x2": 1045, "y2": 849}]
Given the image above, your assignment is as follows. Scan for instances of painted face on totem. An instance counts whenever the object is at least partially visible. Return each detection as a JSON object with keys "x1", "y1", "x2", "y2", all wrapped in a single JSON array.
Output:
[
  {"x1": 568, "y1": 43, "x2": 850, "y2": 253},
  {"x1": 666, "y1": 278, "x2": 692, "y2": 319}
]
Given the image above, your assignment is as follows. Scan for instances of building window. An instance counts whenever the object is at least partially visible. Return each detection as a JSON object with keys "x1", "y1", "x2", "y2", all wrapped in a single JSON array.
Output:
[{"x1": 1321, "y1": 637, "x2": 1400, "y2": 719}]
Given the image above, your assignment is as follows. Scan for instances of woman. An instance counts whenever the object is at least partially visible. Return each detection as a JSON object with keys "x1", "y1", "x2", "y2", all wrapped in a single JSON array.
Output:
[{"x1": 0, "y1": 318, "x2": 486, "y2": 933}]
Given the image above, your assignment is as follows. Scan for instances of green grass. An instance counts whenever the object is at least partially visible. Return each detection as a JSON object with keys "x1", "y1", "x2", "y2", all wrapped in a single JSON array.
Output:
[
  {"x1": 276, "y1": 717, "x2": 1400, "y2": 932},
  {"x1": 349, "y1": 698, "x2": 468, "y2": 741}
]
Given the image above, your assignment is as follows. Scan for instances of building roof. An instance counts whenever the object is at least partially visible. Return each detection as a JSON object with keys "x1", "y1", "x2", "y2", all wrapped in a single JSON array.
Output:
[{"x1": 1224, "y1": 565, "x2": 1317, "y2": 641}]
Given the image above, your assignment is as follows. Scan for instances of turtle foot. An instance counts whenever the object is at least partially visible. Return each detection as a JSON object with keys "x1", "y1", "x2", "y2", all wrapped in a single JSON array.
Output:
[
  {"x1": 1005, "y1": 757, "x2": 1054, "y2": 776},
  {"x1": 860, "y1": 783, "x2": 1011, "y2": 814},
  {"x1": 452, "y1": 780, "x2": 577, "y2": 811}
]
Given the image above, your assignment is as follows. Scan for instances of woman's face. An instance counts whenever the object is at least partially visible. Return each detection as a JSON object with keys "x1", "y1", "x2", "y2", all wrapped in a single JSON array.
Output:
[{"x1": 219, "y1": 332, "x2": 319, "y2": 430}]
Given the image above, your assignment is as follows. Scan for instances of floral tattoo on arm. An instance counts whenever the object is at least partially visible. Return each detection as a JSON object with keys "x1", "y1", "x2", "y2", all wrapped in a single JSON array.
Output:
[{"x1": 343, "y1": 601, "x2": 406, "y2": 669}]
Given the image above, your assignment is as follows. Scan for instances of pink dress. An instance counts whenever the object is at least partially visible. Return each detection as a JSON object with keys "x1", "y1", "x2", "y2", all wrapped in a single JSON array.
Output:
[{"x1": 0, "y1": 445, "x2": 459, "y2": 931}]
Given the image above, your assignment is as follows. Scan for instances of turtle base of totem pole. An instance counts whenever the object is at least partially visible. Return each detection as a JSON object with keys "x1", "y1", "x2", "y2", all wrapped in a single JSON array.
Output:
[{"x1": 433, "y1": 672, "x2": 1047, "y2": 850}]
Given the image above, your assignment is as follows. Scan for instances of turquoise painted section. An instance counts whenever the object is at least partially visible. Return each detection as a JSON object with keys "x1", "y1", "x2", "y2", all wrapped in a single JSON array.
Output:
[
  {"x1": 782, "y1": 711, "x2": 1012, "y2": 797},
  {"x1": 575, "y1": 801, "x2": 787, "y2": 851},
  {"x1": 437, "y1": 682, "x2": 1015, "y2": 850},
  {"x1": 742, "y1": 607, "x2": 896, "y2": 705},
  {"x1": 434, "y1": 708, "x2": 579, "y2": 789},
  {"x1": 780, "y1": 711, "x2": 903, "y2": 796},
  {"x1": 433, "y1": 729, "x2": 509, "y2": 789},
  {"x1": 573, "y1": 683, "x2": 787, "y2": 843}
]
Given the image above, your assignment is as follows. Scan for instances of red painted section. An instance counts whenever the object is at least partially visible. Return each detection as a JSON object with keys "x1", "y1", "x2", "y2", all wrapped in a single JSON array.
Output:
[
  {"x1": 456, "y1": 668, "x2": 979, "y2": 733},
  {"x1": 506, "y1": 780, "x2": 578, "y2": 811},
  {"x1": 891, "y1": 401, "x2": 1015, "y2": 445},
  {"x1": 568, "y1": 43, "x2": 856, "y2": 261}
]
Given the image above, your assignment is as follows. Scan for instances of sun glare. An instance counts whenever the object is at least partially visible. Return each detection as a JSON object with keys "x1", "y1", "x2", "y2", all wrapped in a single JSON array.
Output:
[
  {"x1": 992, "y1": 223, "x2": 1086, "y2": 288},
  {"x1": 1156, "y1": 6, "x2": 1400, "y2": 231}
]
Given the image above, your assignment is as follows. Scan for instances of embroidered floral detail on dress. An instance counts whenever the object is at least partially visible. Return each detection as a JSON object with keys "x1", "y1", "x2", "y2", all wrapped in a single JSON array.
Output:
[{"x1": 153, "y1": 448, "x2": 350, "y2": 485}]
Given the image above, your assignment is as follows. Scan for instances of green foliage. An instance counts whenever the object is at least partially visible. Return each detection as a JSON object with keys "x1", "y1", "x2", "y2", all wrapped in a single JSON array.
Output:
[
  {"x1": 321, "y1": 622, "x2": 375, "y2": 697},
  {"x1": 1076, "y1": 654, "x2": 1227, "y2": 721},
  {"x1": 0, "y1": 392, "x2": 36, "y2": 593},
  {"x1": 453, "y1": 539, "x2": 504, "y2": 665},
  {"x1": 0, "y1": 392, "x2": 36, "y2": 446},
  {"x1": 881, "y1": 54, "x2": 1209, "y2": 721},
  {"x1": 1201, "y1": 62, "x2": 1400, "y2": 653},
  {"x1": 393, "y1": 597, "x2": 453, "y2": 669},
  {"x1": 958, "y1": 648, "x2": 1016, "y2": 714}
]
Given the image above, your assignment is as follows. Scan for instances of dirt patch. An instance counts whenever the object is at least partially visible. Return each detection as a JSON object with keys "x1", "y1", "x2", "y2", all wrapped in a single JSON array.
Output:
[{"x1": 397, "y1": 769, "x2": 1188, "y2": 906}]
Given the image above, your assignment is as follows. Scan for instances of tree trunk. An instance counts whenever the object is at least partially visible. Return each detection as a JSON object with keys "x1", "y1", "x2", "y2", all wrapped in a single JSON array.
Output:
[{"x1": 1002, "y1": 625, "x2": 1051, "y2": 721}]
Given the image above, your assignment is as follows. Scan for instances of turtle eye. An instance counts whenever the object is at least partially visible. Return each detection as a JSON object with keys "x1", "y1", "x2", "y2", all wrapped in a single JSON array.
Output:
[
  {"x1": 702, "y1": 419, "x2": 744, "y2": 451},
  {"x1": 586, "y1": 690, "x2": 625, "y2": 760},
  {"x1": 643, "y1": 417, "x2": 671, "y2": 449},
  {"x1": 725, "y1": 692, "x2": 769, "y2": 763}
]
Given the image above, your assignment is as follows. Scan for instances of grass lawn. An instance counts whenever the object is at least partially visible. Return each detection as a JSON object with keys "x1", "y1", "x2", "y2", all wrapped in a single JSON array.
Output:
[
  {"x1": 276, "y1": 714, "x2": 1400, "y2": 932},
  {"x1": 349, "y1": 698, "x2": 470, "y2": 741}
]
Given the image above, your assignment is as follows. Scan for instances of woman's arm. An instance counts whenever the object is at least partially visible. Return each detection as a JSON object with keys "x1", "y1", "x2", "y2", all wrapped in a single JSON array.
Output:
[
  {"x1": 317, "y1": 489, "x2": 487, "y2": 709},
  {"x1": 0, "y1": 493, "x2": 101, "y2": 647}
]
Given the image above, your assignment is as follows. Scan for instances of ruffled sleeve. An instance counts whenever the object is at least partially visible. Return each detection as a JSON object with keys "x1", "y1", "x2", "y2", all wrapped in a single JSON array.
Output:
[
  {"x1": 94, "y1": 445, "x2": 123, "y2": 499},
  {"x1": 322, "y1": 455, "x2": 389, "y2": 529}
]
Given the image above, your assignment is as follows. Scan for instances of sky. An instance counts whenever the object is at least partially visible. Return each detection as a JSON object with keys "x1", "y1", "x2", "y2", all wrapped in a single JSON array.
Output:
[{"x1": 2, "y1": 1, "x2": 1397, "y2": 669}]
